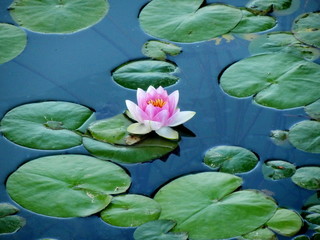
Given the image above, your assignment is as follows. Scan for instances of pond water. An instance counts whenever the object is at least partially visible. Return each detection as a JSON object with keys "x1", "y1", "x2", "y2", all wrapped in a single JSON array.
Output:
[{"x1": 0, "y1": 0, "x2": 319, "y2": 239}]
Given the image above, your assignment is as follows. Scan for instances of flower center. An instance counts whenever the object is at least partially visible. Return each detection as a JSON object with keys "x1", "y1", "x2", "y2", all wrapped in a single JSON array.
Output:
[{"x1": 147, "y1": 98, "x2": 166, "y2": 108}]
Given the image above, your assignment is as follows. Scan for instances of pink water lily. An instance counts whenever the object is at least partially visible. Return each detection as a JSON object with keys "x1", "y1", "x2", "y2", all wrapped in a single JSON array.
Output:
[{"x1": 125, "y1": 86, "x2": 196, "y2": 140}]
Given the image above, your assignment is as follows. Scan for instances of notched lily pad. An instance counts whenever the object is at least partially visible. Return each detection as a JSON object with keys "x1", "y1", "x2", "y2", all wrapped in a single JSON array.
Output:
[
  {"x1": 9, "y1": 0, "x2": 109, "y2": 33},
  {"x1": 112, "y1": 60, "x2": 179, "y2": 90},
  {"x1": 0, "y1": 23, "x2": 27, "y2": 64},
  {"x1": 246, "y1": 0, "x2": 292, "y2": 13},
  {"x1": 101, "y1": 194, "x2": 161, "y2": 227},
  {"x1": 0, "y1": 203, "x2": 25, "y2": 234},
  {"x1": 305, "y1": 99, "x2": 320, "y2": 120},
  {"x1": 0, "y1": 101, "x2": 95, "y2": 150},
  {"x1": 291, "y1": 166, "x2": 320, "y2": 190},
  {"x1": 142, "y1": 40, "x2": 182, "y2": 60},
  {"x1": 262, "y1": 160, "x2": 296, "y2": 180},
  {"x1": 6, "y1": 154, "x2": 131, "y2": 217},
  {"x1": 203, "y1": 145, "x2": 258, "y2": 174}
]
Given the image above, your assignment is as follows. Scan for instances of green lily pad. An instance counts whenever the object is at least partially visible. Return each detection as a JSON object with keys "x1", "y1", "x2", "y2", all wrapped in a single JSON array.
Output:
[
  {"x1": 0, "y1": 101, "x2": 95, "y2": 150},
  {"x1": 291, "y1": 166, "x2": 320, "y2": 190},
  {"x1": 134, "y1": 220, "x2": 188, "y2": 240},
  {"x1": 6, "y1": 155, "x2": 131, "y2": 217},
  {"x1": 262, "y1": 160, "x2": 296, "y2": 180},
  {"x1": 139, "y1": 0, "x2": 242, "y2": 43},
  {"x1": 270, "y1": 130, "x2": 290, "y2": 146},
  {"x1": 83, "y1": 136, "x2": 178, "y2": 164},
  {"x1": 241, "y1": 227, "x2": 277, "y2": 240},
  {"x1": 220, "y1": 53, "x2": 320, "y2": 109},
  {"x1": 246, "y1": 0, "x2": 292, "y2": 13},
  {"x1": 0, "y1": 203, "x2": 19, "y2": 217},
  {"x1": 9, "y1": 0, "x2": 109, "y2": 33},
  {"x1": 292, "y1": 12, "x2": 320, "y2": 48},
  {"x1": 231, "y1": 9, "x2": 276, "y2": 33},
  {"x1": 100, "y1": 194, "x2": 161, "y2": 227},
  {"x1": 154, "y1": 172, "x2": 277, "y2": 239},
  {"x1": 112, "y1": 60, "x2": 179, "y2": 90},
  {"x1": 0, "y1": 203, "x2": 25, "y2": 234},
  {"x1": 288, "y1": 120, "x2": 320, "y2": 153},
  {"x1": 307, "y1": 205, "x2": 320, "y2": 214},
  {"x1": 142, "y1": 40, "x2": 182, "y2": 60},
  {"x1": 203, "y1": 146, "x2": 258, "y2": 174},
  {"x1": 249, "y1": 32, "x2": 320, "y2": 61},
  {"x1": 266, "y1": 209, "x2": 303, "y2": 236},
  {"x1": 0, "y1": 23, "x2": 27, "y2": 64},
  {"x1": 305, "y1": 99, "x2": 320, "y2": 120},
  {"x1": 306, "y1": 213, "x2": 320, "y2": 225},
  {"x1": 293, "y1": 236, "x2": 310, "y2": 240}
]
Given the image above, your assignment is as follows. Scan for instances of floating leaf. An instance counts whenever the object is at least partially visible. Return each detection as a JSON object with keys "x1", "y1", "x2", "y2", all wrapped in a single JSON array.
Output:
[
  {"x1": 0, "y1": 23, "x2": 27, "y2": 64},
  {"x1": 0, "y1": 203, "x2": 25, "y2": 234},
  {"x1": 154, "y1": 172, "x2": 277, "y2": 239},
  {"x1": 246, "y1": 0, "x2": 292, "y2": 13},
  {"x1": 101, "y1": 194, "x2": 161, "y2": 227},
  {"x1": 142, "y1": 40, "x2": 182, "y2": 60},
  {"x1": 249, "y1": 32, "x2": 320, "y2": 61},
  {"x1": 288, "y1": 120, "x2": 320, "y2": 153},
  {"x1": 292, "y1": 12, "x2": 320, "y2": 48},
  {"x1": 240, "y1": 227, "x2": 277, "y2": 240},
  {"x1": 139, "y1": 0, "x2": 242, "y2": 43},
  {"x1": 305, "y1": 99, "x2": 320, "y2": 120},
  {"x1": 306, "y1": 213, "x2": 320, "y2": 225},
  {"x1": 0, "y1": 101, "x2": 95, "y2": 150},
  {"x1": 112, "y1": 60, "x2": 179, "y2": 90},
  {"x1": 220, "y1": 53, "x2": 320, "y2": 109},
  {"x1": 262, "y1": 160, "x2": 296, "y2": 180},
  {"x1": 9, "y1": 0, "x2": 109, "y2": 33},
  {"x1": 270, "y1": 130, "x2": 290, "y2": 146},
  {"x1": 0, "y1": 203, "x2": 19, "y2": 217},
  {"x1": 266, "y1": 209, "x2": 303, "y2": 236},
  {"x1": 134, "y1": 220, "x2": 188, "y2": 240},
  {"x1": 291, "y1": 167, "x2": 320, "y2": 190},
  {"x1": 293, "y1": 235, "x2": 310, "y2": 240},
  {"x1": 83, "y1": 136, "x2": 178, "y2": 164},
  {"x1": 307, "y1": 205, "x2": 320, "y2": 214},
  {"x1": 203, "y1": 146, "x2": 258, "y2": 174},
  {"x1": 6, "y1": 155, "x2": 131, "y2": 217},
  {"x1": 231, "y1": 9, "x2": 276, "y2": 33}
]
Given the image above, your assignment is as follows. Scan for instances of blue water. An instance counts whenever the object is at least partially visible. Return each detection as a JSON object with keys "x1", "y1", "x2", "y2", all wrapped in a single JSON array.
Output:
[{"x1": 0, "y1": 0, "x2": 319, "y2": 239}]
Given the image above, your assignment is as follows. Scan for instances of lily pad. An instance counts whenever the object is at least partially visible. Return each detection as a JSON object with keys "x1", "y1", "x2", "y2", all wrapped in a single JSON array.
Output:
[
  {"x1": 220, "y1": 53, "x2": 320, "y2": 109},
  {"x1": 307, "y1": 205, "x2": 320, "y2": 214},
  {"x1": 134, "y1": 220, "x2": 188, "y2": 240},
  {"x1": 291, "y1": 166, "x2": 320, "y2": 190},
  {"x1": 231, "y1": 9, "x2": 276, "y2": 33},
  {"x1": 246, "y1": 0, "x2": 292, "y2": 12},
  {"x1": 112, "y1": 60, "x2": 179, "y2": 90},
  {"x1": 0, "y1": 203, "x2": 19, "y2": 217},
  {"x1": 83, "y1": 136, "x2": 178, "y2": 164},
  {"x1": 6, "y1": 155, "x2": 131, "y2": 217},
  {"x1": 0, "y1": 23, "x2": 27, "y2": 64},
  {"x1": 241, "y1": 227, "x2": 277, "y2": 240},
  {"x1": 266, "y1": 208, "x2": 303, "y2": 236},
  {"x1": 305, "y1": 99, "x2": 320, "y2": 120},
  {"x1": 293, "y1": 236, "x2": 310, "y2": 240},
  {"x1": 292, "y1": 12, "x2": 320, "y2": 48},
  {"x1": 288, "y1": 120, "x2": 320, "y2": 153},
  {"x1": 154, "y1": 172, "x2": 277, "y2": 239},
  {"x1": 142, "y1": 40, "x2": 182, "y2": 60},
  {"x1": 9, "y1": 0, "x2": 109, "y2": 33},
  {"x1": 0, "y1": 203, "x2": 25, "y2": 234},
  {"x1": 262, "y1": 160, "x2": 296, "y2": 180},
  {"x1": 306, "y1": 213, "x2": 320, "y2": 225},
  {"x1": 0, "y1": 101, "x2": 95, "y2": 150},
  {"x1": 249, "y1": 32, "x2": 320, "y2": 61},
  {"x1": 203, "y1": 146, "x2": 258, "y2": 174},
  {"x1": 100, "y1": 194, "x2": 161, "y2": 227},
  {"x1": 139, "y1": 0, "x2": 242, "y2": 43},
  {"x1": 270, "y1": 130, "x2": 290, "y2": 146}
]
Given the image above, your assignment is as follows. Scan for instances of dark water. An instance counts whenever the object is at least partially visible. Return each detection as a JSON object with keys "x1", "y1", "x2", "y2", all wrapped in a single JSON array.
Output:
[{"x1": 0, "y1": 0, "x2": 320, "y2": 239}]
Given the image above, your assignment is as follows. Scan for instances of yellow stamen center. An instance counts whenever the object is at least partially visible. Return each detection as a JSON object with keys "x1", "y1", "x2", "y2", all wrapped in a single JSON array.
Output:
[{"x1": 147, "y1": 98, "x2": 166, "y2": 108}]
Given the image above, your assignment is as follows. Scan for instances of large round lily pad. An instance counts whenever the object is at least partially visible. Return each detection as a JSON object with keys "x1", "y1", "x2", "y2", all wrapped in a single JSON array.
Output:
[
  {"x1": 0, "y1": 101, "x2": 95, "y2": 150},
  {"x1": 101, "y1": 194, "x2": 161, "y2": 227},
  {"x1": 292, "y1": 12, "x2": 320, "y2": 48},
  {"x1": 291, "y1": 166, "x2": 320, "y2": 190},
  {"x1": 288, "y1": 120, "x2": 320, "y2": 153},
  {"x1": 112, "y1": 60, "x2": 179, "y2": 90},
  {"x1": 220, "y1": 53, "x2": 320, "y2": 109},
  {"x1": 9, "y1": 0, "x2": 109, "y2": 33},
  {"x1": 0, "y1": 23, "x2": 27, "y2": 64},
  {"x1": 154, "y1": 172, "x2": 277, "y2": 239},
  {"x1": 6, "y1": 155, "x2": 131, "y2": 217},
  {"x1": 262, "y1": 160, "x2": 296, "y2": 180},
  {"x1": 139, "y1": 0, "x2": 242, "y2": 43}
]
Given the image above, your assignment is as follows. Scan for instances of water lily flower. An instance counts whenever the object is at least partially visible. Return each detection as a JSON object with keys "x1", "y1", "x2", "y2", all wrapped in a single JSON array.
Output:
[{"x1": 125, "y1": 86, "x2": 196, "y2": 140}]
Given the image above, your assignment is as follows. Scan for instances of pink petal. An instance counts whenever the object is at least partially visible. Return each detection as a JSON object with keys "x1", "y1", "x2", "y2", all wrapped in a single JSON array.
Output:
[
  {"x1": 168, "y1": 111, "x2": 196, "y2": 127},
  {"x1": 125, "y1": 100, "x2": 140, "y2": 122},
  {"x1": 137, "y1": 88, "x2": 147, "y2": 110},
  {"x1": 145, "y1": 104, "x2": 158, "y2": 119},
  {"x1": 168, "y1": 90, "x2": 179, "y2": 114},
  {"x1": 154, "y1": 109, "x2": 170, "y2": 126}
]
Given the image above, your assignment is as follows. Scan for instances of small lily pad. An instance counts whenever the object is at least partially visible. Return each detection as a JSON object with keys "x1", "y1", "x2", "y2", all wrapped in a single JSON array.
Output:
[
  {"x1": 9, "y1": 0, "x2": 109, "y2": 33},
  {"x1": 270, "y1": 130, "x2": 290, "y2": 146},
  {"x1": 0, "y1": 203, "x2": 25, "y2": 234},
  {"x1": 0, "y1": 101, "x2": 95, "y2": 150},
  {"x1": 293, "y1": 236, "x2": 311, "y2": 240},
  {"x1": 203, "y1": 145, "x2": 258, "y2": 174},
  {"x1": 288, "y1": 120, "x2": 320, "y2": 153},
  {"x1": 292, "y1": 12, "x2": 320, "y2": 48},
  {"x1": 266, "y1": 208, "x2": 303, "y2": 236},
  {"x1": 305, "y1": 99, "x2": 320, "y2": 120},
  {"x1": 291, "y1": 166, "x2": 320, "y2": 190},
  {"x1": 134, "y1": 220, "x2": 188, "y2": 240},
  {"x1": 6, "y1": 155, "x2": 131, "y2": 217},
  {"x1": 241, "y1": 227, "x2": 277, "y2": 240},
  {"x1": 101, "y1": 194, "x2": 161, "y2": 227},
  {"x1": 0, "y1": 203, "x2": 19, "y2": 217},
  {"x1": 246, "y1": 0, "x2": 292, "y2": 13},
  {"x1": 0, "y1": 23, "x2": 27, "y2": 64},
  {"x1": 142, "y1": 40, "x2": 182, "y2": 60},
  {"x1": 306, "y1": 213, "x2": 320, "y2": 225},
  {"x1": 307, "y1": 205, "x2": 320, "y2": 214},
  {"x1": 262, "y1": 160, "x2": 296, "y2": 180},
  {"x1": 112, "y1": 60, "x2": 179, "y2": 90}
]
